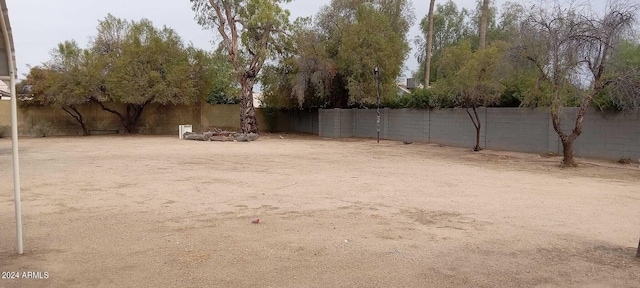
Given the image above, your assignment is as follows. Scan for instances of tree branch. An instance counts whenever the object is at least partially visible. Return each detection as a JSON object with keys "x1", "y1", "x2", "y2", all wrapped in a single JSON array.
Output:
[{"x1": 62, "y1": 106, "x2": 82, "y2": 124}]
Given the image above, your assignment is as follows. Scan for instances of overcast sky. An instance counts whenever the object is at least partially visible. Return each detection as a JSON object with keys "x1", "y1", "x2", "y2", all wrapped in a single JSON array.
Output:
[{"x1": 5, "y1": 0, "x2": 607, "y2": 81}]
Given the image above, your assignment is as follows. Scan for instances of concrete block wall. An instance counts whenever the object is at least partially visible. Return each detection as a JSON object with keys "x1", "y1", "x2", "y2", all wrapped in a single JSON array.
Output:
[
  {"x1": 339, "y1": 109, "x2": 354, "y2": 138},
  {"x1": 429, "y1": 108, "x2": 485, "y2": 148},
  {"x1": 319, "y1": 109, "x2": 340, "y2": 137},
  {"x1": 201, "y1": 104, "x2": 240, "y2": 131},
  {"x1": 570, "y1": 109, "x2": 640, "y2": 160},
  {"x1": 318, "y1": 107, "x2": 640, "y2": 160},
  {"x1": 485, "y1": 108, "x2": 550, "y2": 153},
  {"x1": 387, "y1": 109, "x2": 429, "y2": 142},
  {"x1": 138, "y1": 104, "x2": 202, "y2": 134},
  {"x1": 5, "y1": 102, "x2": 317, "y2": 137},
  {"x1": 353, "y1": 109, "x2": 378, "y2": 138},
  {"x1": 200, "y1": 104, "x2": 316, "y2": 134},
  {"x1": 290, "y1": 109, "x2": 319, "y2": 135}
]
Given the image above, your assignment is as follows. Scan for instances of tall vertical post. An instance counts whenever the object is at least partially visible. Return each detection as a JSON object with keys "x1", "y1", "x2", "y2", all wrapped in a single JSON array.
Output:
[
  {"x1": 9, "y1": 68, "x2": 21, "y2": 255},
  {"x1": 0, "y1": 3, "x2": 22, "y2": 254},
  {"x1": 375, "y1": 65, "x2": 380, "y2": 143}
]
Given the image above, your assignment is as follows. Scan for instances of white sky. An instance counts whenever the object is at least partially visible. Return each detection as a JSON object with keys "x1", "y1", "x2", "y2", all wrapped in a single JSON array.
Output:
[{"x1": 6, "y1": 0, "x2": 608, "y2": 80}]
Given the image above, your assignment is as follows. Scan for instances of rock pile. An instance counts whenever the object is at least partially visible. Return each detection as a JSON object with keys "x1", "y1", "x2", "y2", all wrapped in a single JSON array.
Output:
[{"x1": 183, "y1": 128, "x2": 259, "y2": 142}]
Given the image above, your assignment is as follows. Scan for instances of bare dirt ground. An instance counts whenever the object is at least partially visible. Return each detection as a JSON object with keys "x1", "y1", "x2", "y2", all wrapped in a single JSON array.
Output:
[{"x1": 1, "y1": 134, "x2": 639, "y2": 288}]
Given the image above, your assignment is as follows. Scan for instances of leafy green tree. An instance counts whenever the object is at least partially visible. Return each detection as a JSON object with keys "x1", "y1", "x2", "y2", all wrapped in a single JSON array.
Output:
[
  {"x1": 192, "y1": 0, "x2": 293, "y2": 134},
  {"x1": 414, "y1": 0, "x2": 469, "y2": 84},
  {"x1": 337, "y1": 4, "x2": 409, "y2": 105},
  {"x1": 90, "y1": 16, "x2": 203, "y2": 133},
  {"x1": 195, "y1": 49, "x2": 240, "y2": 105},
  {"x1": 593, "y1": 40, "x2": 640, "y2": 111},
  {"x1": 261, "y1": 18, "x2": 337, "y2": 108},
  {"x1": 495, "y1": 1, "x2": 526, "y2": 40},
  {"x1": 415, "y1": 1, "x2": 527, "y2": 85},
  {"x1": 262, "y1": 0, "x2": 414, "y2": 108},
  {"x1": 435, "y1": 41, "x2": 505, "y2": 151},
  {"x1": 21, "y1": 41, "x2": 94, "y2": 136}
]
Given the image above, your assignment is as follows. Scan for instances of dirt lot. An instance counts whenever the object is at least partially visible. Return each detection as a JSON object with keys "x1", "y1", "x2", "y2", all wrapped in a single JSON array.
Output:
[{"x1": 1, "y1": 134, "x2": 639, "y2": 288}]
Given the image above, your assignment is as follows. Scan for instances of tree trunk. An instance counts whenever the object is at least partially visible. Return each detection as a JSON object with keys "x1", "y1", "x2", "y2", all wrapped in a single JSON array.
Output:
[
  {"x1": 551, "y1": 100, "x2": 588, "y2": 167},
  {"x1": 124, "y1": 104, "x2": 146, "y2": 134},
  {"x1": 479, "y1": 0, "x2": 490, "y2": 49},
  {"x1": 561, "y1": 138, "x2": 577, "y2": 167},
  {"x1": 62, "y1": 105, "x2": 90, "y2": 136},
  {"x1": 240, "y1": 76, "x2": 259, "y2": 134},
  {"x1": 93, "y1": 99, "x2": 148, "y2": 134},
  {"x1": 636, "y1": 237, "x2": 640, "y2": 258},
  {"x1": 80, "y1": 121, "x2": 90, "y2": 136},
  {"x1": 424, "y1": 0, "x2": 436, "y2": 87},
  {"x1": 475, "y1": 124, "x2": 481, "y2": 151},
  {"x1": 466, "y1": 106, "x2": 482, "y2": 152}
]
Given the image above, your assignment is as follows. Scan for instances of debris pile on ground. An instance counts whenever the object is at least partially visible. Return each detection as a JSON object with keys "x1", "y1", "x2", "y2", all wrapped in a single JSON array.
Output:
[{"x1": 183, "y1": 129, "x2": 259, "y2": 142}]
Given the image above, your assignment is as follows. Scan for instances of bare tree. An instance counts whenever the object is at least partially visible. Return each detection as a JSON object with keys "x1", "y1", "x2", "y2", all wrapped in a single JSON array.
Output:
[
  {"x1": 424, "y1": 0, "x2": 436, "y2": 87},
  {"x1": 519, "y1": 0, "x2": 638, "y2": 166}
]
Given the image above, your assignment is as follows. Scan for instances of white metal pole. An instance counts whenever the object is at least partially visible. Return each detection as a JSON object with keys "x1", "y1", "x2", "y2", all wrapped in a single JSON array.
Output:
[
  {"x1": 9, "y1": 71, "x2": 22, "y2": 255},
  {"x1": 0, "y1": 5, "x2": 23, "y2": 254}
]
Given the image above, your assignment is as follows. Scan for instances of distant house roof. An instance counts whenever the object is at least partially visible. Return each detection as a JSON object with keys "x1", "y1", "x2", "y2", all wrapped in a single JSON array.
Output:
[{"x1": 397, "y1": 82, "x2": 411, "y2": 96}]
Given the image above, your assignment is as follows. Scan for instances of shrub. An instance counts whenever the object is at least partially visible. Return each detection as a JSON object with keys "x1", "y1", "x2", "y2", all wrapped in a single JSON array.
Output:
[
  {"x1": 33, "y1": 122, "x2": 52, "y2": 137},
  {"x1": 406, "y1": 88, "x2": 433, "y2": 109},
  {"x1": 617, "y1": 157, "x2": 632, "y2": 164},
  {"x1": 498, "y1": 88, "x2": 523, "y2": 107},
  {"x1": 206, "y1": 90, "x2": 240, "y2": 105},
  {"x1": 384, "y1": 95, "x2": 410, "y2": 109}
]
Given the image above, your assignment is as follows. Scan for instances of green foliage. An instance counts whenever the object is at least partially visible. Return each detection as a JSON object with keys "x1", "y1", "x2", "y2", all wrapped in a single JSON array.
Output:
[
  {"x1": 378, "y1": 88, "x2": 456, "y2": 109},
  {"x1": 497, "y1": 85, "x2": 523, "y2": 107},
  {"x1": 192, "y1": 0, "x2": 292, "y2": 68},
  {"x1": 192, "y1": 0, "x2": 293, "y2": 133},
  {"x1": 469, "y1": 0, "x2": 498, "y2": 37},
  {"x1": 99, "y1": 18, "x2": 199, "y2": 105},
  {"x1": 404, "y1": 88, "x2": 432, "y2": 109},
  {"x1": 401, "y1": 88, "x2": 448, "y2": 109},
  {"x1": 434, "y1": 40, "x2": 506, "y2": 108},
  {"x1": 260, "y1": 61, "x2": 299, "y2": 109},
  {"x1": 23, "y1": 14, "x2": 220, "y2": 134},
  {"x1": 384, "y1": 94, "x2": 411, "y2": 109},
  {"x1": 20, "y1": 42, "x2": 95, "y2": 135},
  {"x1": 261, "y1": 0, "x2": 414, "y2": 109},
  {"x1": 21, "y1": 41, "x2": 92, "y2": 108},
  {"x1": 415, "y1": 0, "x2": 470, "y2": 85},
  {"x1": 198, "y1": 49, "x2": 240, "y2": 104},
  {"x1": 338, "y1": 4, "x2": 409, "y2": 105},
  {"x1": 206, "y1": 91, "x2": 240, "y2": 105},
  {"x1": 84, "y1": 15, "x2": 213, "y2": 133},
  {"x1": 414, "y1": 0, "x2": 526, "y2": 86},
  {"x1": 260, "y1": 19, "x2": 337, "y2": 109},
  {"x1": 593, "y1": 40, "x2": 640, "y2": 112}
]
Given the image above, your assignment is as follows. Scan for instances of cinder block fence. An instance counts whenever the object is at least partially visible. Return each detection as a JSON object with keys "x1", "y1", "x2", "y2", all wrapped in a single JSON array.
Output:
[
  {"x1": 2, "y1": 99, "x2": 638, "y2": 161},
  {"x1": 318, "y1": 108, "x2": 640, "y2": 161}
]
